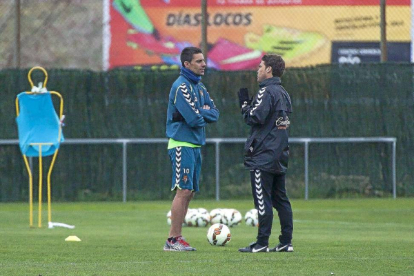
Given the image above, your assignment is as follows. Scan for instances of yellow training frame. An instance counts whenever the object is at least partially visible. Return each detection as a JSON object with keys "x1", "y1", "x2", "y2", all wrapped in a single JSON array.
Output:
[{"x1": 15, "y1": 66, "x2": 64, "y2": 228}]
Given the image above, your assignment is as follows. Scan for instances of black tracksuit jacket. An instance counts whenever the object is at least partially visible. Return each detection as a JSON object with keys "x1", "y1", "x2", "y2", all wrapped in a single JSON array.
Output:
[{"x1": 241, "y1": 77, "x2": 292, "y2": 174}]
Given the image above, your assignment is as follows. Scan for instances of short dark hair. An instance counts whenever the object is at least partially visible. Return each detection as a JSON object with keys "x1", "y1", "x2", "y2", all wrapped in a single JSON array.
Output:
[
  {"x1": 262, "y1": 54, "x2": 285, "y2": 77},
  {"x1": 180, "y1": 47, "x2": 203, "y2": 67}
]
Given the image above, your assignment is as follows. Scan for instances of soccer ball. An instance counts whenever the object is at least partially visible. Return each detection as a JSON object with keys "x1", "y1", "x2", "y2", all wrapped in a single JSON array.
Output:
[
  {"x1": 223, "y1": 209, "x2": 242, "y2": 227},
  {"x1": 184, "y1": 209, "x2": 199, "y2": 227},
  {"x1": 209, "y1": 208, "x2": 224, "y2": 224},
  {"x1": 197, "y1": 208, "x2": 209, "y2": 215},
  {"x1": 194, "y1": 212, "x2": 210, "y2": 227},
  {"x1": 244, "y1": 209, "x2": 259, "y2": 226},
  {"x1": 167, "y1": 210, "x2": 172, "y2": 226},
  {"x1": 207, "y1": 223, "x2": 231, "y2": 246},
  {"x1": 219, "y1": 209, "x2": 230, "y2": 225},
  {"x1": 184, "y1": 208, "x2": 211, "y2": 227},
  {"x1": 168, "y1": 209, "x2": 199, "y2": 226}
]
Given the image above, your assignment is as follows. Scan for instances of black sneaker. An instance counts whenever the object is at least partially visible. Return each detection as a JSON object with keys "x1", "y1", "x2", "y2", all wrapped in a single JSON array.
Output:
[
  {"x1": 238, "y1": 242, "x2": 268, "y2": 253},
  {"x1": 270, "y1": 243, "x2": 294, "y2": 252}
]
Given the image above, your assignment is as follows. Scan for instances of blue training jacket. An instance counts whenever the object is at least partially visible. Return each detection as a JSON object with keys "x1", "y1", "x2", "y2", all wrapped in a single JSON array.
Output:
[{"x1": 166, "y1": 71, "x2": 219, "y2": 146}]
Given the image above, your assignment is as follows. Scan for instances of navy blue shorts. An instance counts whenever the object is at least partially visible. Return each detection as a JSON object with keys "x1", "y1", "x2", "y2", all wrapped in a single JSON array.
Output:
[{"x1": 168, "y1": 146, "x2": 201, "y2": 192}]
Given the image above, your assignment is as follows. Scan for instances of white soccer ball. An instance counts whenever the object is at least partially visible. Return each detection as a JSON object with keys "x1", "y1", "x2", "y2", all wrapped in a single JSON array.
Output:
[
  {"x1": 244, "y1": 209, "x2": 259, "y2": 226},
  {"x1": 166, "y1": 210, "x2": 188, "y2": 226},
  {"x1": 197, "y1": 208, "x2": 209, "y2": 215},
  {"x1": 185, "y1": 209, "x2": 199, "y2": 227},
  {"x1": 224, "y1": 209, "x2": 242, "y2": 227},
  {"x1": 167, "y1": 210, "x2": 172, "y2": 226},
  {"x1": 194, "y1": 212, "x2": 210, "y2": 227},
  {"x1": 207, "y1": 223, "x2": 231, "y2": 246},
  {"x1": 210, "y1": 208, "x2": 224, "y2": 224},
  {"x1": 219, "y1": 209, "x2": 230, "y2": 225}
]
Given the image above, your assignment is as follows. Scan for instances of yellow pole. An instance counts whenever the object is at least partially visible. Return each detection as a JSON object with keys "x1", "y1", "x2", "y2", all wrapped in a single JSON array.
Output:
[
  {"x1": 38, "y1": 145, "x2": 42, "y2": 228},
  {"x1": 15, "y1": 97, "x2": 20, "y2": 116},
  {"x1": 50, "y1": 91, "x2": 64, "y2": 142},
  {"x1": 47, "y1": 150, "x2": 59, "y2": 225},
  {"x1": 27, "y1": 66, "x2": 48, "y2": 89},
  {"x1": 23, "y1": 155, "x2": 33, "y2": 227}
]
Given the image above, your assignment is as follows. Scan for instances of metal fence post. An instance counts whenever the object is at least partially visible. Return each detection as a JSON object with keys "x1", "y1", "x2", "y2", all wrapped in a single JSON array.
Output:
[
  {"x1": 122, "y1": 141, "x2": 127, "y2": 203},
  {"x1": 304, "y1": 140, "x2": 309, "y2": 200},
  {"x1": 392, "y1": 139, "x2": 397, "y2": 199},
  {"x1": 215, "y1": 140, "x2": 220, "y2": 201}
]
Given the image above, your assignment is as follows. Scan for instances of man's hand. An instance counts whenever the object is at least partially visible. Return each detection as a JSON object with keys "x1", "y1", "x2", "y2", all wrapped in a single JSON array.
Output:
[
  {"x1": 238, "y1": 88, "x2": 251, "y2": 108},
  {"x1": 202, "y1": 105, "x2": 210, "y2": 110},
  {"x1": 172, "y1": 111, "x2": 184, "y2": 122}
]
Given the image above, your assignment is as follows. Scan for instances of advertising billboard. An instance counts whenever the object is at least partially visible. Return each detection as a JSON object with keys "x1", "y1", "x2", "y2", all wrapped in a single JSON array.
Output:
[{"x1": 104, "y1": 0, "x2": 411, "y2": 70}]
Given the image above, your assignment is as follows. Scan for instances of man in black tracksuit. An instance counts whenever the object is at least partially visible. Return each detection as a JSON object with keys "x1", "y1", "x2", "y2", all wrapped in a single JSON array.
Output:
[{"x1": 238, "y1": 54, "x2": 294, "y2": 253}]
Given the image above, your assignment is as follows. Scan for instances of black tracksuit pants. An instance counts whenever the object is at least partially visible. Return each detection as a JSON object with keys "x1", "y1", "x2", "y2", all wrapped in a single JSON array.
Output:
[{"x1": 250, "y1": 169, "x2": 293, "y2": 246}]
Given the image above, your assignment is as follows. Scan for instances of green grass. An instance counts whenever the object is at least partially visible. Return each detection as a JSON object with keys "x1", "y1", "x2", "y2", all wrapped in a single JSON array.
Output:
[{"x1": 0, "y1": 199, "x2": 413, "y2": 275}]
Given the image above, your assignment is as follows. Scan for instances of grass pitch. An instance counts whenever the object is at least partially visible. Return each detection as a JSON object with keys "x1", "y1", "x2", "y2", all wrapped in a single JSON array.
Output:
[{"x1": 0, "y1": 199, "x2": 413, "y2": 275}]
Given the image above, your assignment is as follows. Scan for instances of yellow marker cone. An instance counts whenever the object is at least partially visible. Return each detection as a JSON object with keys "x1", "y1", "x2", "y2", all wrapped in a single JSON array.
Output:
[{"x1": 65, "y1": 236, "x2": 81, "y2": 242}]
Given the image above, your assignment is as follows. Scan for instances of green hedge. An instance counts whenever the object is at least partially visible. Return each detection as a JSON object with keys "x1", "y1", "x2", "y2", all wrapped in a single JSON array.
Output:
[{"x1": 0, "y1": 64, "x2": 412, "y2": 201}]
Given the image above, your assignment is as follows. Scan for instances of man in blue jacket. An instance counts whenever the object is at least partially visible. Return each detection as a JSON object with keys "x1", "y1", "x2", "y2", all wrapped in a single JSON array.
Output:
[
  {"x1": 237, "y1": 54, "x2": 294, "y2": 253},
  {"x1": 164, "y1": 47, "x2": 219, "y2": 251}
]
